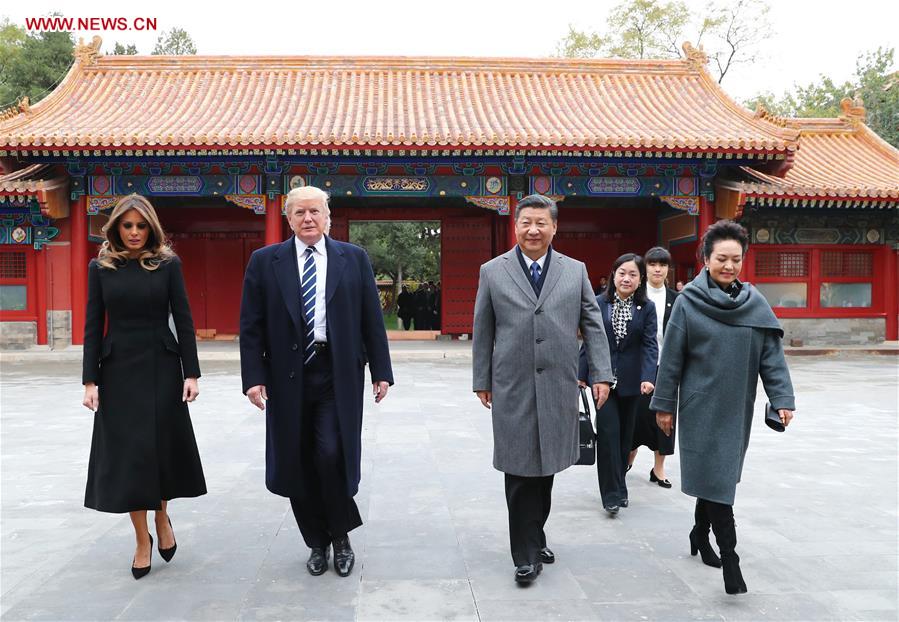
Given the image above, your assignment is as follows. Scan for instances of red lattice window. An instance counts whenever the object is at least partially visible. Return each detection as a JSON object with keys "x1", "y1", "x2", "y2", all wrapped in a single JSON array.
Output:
[
  {"x1": 0, "y1": 252, "x2": 27, "y2": 279},
  {"x1": 754, "y1": 251, "x2": 809, "y2": 277},
  {"x1": 821, "y1": 251, "x2": 873, "y2": 277}
]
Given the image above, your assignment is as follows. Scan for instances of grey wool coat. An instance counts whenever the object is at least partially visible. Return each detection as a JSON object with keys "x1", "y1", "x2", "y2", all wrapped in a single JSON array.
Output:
[
  {"x1": 472, "y1": 248, "x2": 613, "y2": 477},
  {"x1": 650, "y1": 271, "x2": 796, "y2": 505}
]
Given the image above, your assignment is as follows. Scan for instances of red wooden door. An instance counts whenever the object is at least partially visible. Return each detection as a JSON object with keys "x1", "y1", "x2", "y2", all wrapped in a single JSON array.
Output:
[
  {"x1": 171, "y1": 237, "x2": 208, "y2": 331},
  {"x1": 441, "y1": 214, "x2": 493, "y2": 335},
  {"x1": 204, "y1": 238, "x2": 246, "y2": 334}
]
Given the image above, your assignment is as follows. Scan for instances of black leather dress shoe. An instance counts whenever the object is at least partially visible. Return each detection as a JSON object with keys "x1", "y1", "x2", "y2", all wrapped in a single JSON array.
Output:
[
  {"x1": 620, "y1": 499, "x2": 629, "y2": 508},
  {"x1": 604, "y1": 504, "x2": 619, "y2": 516},
  {"x1": 514, "y1": 562, "x2": 542, "y2": 585},
  {"x1": 333, "y1": 536, "x2": 355, "y2": 577},
  {"x1": 306, "y1": 546, "x2": 330, "y2": 576},
  {"x1": 539, "y1": 547, "x2": 555, "y2": 564}
]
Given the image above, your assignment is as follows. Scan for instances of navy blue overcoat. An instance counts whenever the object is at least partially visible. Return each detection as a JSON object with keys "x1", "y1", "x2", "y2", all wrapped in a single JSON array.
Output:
[
  {"x1": 239, "y1": 236, "x2": 393, "y2": 498},
  {"x1": 579, "y1": 295, "x2": 658, "y2": 396}
]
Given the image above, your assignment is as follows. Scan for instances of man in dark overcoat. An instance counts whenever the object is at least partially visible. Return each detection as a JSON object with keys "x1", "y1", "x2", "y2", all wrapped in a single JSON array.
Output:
[{"x1": 240, "y1": 185, "x2": 393, "y2": 577}]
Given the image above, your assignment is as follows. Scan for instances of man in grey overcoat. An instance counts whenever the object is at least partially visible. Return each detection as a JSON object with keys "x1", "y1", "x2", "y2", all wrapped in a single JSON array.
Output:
[{"x1": 472, "y1": 194, "x2": 613, "y2": 585}]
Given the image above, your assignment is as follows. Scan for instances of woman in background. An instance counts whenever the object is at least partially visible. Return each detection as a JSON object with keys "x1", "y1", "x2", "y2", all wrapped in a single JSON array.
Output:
[
  {"x1": 579, "y1": 253, "x2": 657, "y2": 515},
  {"x1": 628, "y1": 246, "x2": 678, "y2": 488}
]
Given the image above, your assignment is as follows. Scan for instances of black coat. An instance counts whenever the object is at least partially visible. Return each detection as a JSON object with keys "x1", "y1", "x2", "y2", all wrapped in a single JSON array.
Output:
[
  {"x1": 579, "y1": 295, "x2": 658, "y2": 396},
  {"x1": 239, "y1": 236, "x2": 394, "y2": 498},
  {"x1": 82, "y1": 257, "x2": 206, "y2": 513},
  {"x1": 397, "y1": 291, "x2": 414, "y2": 320}
]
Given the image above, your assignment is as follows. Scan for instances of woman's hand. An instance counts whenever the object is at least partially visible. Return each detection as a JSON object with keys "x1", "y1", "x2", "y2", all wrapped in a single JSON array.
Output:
[
  {"x1": 779, "y1": 409, "x2": 794, "y2": 427},
  {"x1": 82, "y1": 383, "x2": 99, "y2": 411},
  {"x1": 640, "y1": 381, "x2": 655, "y2": 395},
  {"x1": 183, "y1": 378, "x2": 199, "y2": 403},
  {"x1": 656, "y1": 412, "x2": 673, "y2": 436}
]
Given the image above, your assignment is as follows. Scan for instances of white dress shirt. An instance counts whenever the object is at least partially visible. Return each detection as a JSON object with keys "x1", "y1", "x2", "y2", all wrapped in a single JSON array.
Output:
[
  {"x1": 646, "y1": 284, "x2": 667, "y2": 362},
  {"x1": 294, "y1": 235, "x2": 328, "y2": 343}
]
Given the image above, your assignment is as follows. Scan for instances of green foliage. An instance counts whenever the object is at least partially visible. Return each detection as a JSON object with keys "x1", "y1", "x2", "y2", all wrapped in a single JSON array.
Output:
[
  {"x1": 606, "y1": 0, "x2": 689, "y2": 59},
  {"x1": 744, "y1": 48, "x2": 897, "y2": 147},
  {"x1": 555, "y1": 25, "x2": 605, "y2": 59},
  {"x1": 554, "y1": 0, "x2": 768, "y2": 83},
  {"x1": 350, "y1": 221, "x2": 441, "y2": 311},
  {"x1": 152, "y1": 28, "x2": 197, "y2": 55},
  {"x1": 111, "y1": 42, "x2": 138, "y2": 55},
  {"x1": 0, "y1": 17, "x2": 73, "y2": 108}
]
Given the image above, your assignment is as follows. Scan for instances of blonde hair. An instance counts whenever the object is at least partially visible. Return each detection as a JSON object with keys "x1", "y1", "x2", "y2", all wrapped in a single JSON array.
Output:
[
  {"x1": 284, "y1": 185, "x2": 330, "y2": 215},
  {"x1": 96, "y1": 194, "x2": 174, "y2": 271}
]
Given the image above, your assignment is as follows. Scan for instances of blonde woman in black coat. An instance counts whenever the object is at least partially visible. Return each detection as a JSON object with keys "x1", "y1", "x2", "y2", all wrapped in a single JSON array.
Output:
[{"x1": 81, "y1": 194, "x2": 206, "y2": 579}]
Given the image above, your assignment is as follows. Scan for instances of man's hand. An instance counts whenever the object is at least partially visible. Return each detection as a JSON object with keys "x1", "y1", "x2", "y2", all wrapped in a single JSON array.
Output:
[
  {"x1": 592, "y1": 383, "x2": 610, "y2": 408},
  {"x1": 182, "y1": 378, "x2": 199, "y2": 403},
  {"x1": 82, "y1": 383, "x2": 99, "y2": 412},
  {"x1": 476, "y1": 391, "x2": 492, "y2": 409},
  {"x1": 656, "y1": 412, "x2": 673, "y2": 436},
  {"x1": 640, "y1": 381, "x2": 654, "y2": 395},
  {"x1": 247, "y1": 385, "x2": 268, "y2": 410},
  {"x1": 373, "y1": 381, "x2": 389, "y2": 403},
  {"x1": 779, "y1": 409, "x2": 794, "y2": 427}
]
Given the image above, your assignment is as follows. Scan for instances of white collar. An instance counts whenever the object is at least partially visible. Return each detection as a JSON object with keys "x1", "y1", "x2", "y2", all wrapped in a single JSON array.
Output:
[{"x1": 295, "y1": 235, "x2": 327, "y2": 255}]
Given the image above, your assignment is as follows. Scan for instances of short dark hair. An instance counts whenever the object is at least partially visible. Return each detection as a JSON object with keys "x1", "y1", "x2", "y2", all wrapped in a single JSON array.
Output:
[
  {"x1": 515, "y1": 194, "x2": 558, "y2": 222},
  {"x1": 603, "y1": 253, "x2": 648, "y2": 305},
  {"x1": 644, "y1": 246, "x2": 672, "y2": 265},
  {"x1": 700, "y1": 220, "x2": 749, "y2": 260}
]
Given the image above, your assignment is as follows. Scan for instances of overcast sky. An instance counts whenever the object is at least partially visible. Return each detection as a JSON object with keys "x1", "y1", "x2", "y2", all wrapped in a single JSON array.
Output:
[{"x1": 5, "y1": 0, "x2": 898, "y2": 102}]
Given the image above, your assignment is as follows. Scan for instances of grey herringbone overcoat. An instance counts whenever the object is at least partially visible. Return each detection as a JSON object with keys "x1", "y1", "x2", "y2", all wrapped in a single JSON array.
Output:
[{"x1": 472, "y1": 248, "x2": 613, "y2": 477}]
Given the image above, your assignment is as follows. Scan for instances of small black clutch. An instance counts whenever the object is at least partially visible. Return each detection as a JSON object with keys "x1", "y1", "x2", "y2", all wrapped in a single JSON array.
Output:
[{"x1": 764, "y1": 403, "x2": 785, "y2": 432}]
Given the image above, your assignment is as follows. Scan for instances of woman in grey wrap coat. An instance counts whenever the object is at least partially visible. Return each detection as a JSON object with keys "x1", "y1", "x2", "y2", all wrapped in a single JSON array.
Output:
[{"x1": 651, "y1": 221, "x2": 795, "y2": 595}]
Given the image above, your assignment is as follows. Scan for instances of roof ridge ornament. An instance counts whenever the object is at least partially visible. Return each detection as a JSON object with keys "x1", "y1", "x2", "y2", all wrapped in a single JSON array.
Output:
[
  {"x1": 753, "y1": 102, "x2": 791, "y2": 127},
  {"x1": 840, "y1": 96, "x2": 866, "y2": 126},
  {"x1": 0, "y1": 97, "x2": 29, "y2": 121},
  {"x1": 682, "y1": 42, "x2": 708, "y2": 71},
  {"x1": 74, "y1": 36, "x2": 103, "y2": 66}
]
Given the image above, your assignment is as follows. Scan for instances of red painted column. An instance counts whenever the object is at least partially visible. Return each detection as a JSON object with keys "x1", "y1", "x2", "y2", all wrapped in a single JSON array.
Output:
[
  {"x1": 884, "y1": 245, "x2": 898, "y2": 341},
  {"x1": 35, "y1": 248, "x2": 47, "y2": 345},
  {"x1": 507, "y1": 195, "x2": 518, "y2": 251},
  {"x1": 71, "y1": 195, "x2": 87, "y2": 345},
  {"x1": 695, "y1": 197, "x2": 717, "y2": 273},
  {"x1": 264, "y1": 195, "x2": 282, "y2": 247}
]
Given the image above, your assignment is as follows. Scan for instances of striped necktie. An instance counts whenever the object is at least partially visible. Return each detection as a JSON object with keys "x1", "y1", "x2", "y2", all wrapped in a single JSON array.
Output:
[{"x1": 301, "y1": 246, "x2": 316, "y2": 365}]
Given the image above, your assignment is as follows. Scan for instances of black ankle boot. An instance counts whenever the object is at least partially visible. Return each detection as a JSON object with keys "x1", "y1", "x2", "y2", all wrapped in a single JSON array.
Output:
[
  {"x1": 690, "y1": 499, "x2": 722, "y2": 567},
  {"x1": 706, "y1": 500, "x2": 748, "y2": 594},
  {"x1": 689, "y1": 526, "x2": 722, "y2": 568},
  {"x1": 721, "y1": 553, "x2": 748, "y2": 594}
]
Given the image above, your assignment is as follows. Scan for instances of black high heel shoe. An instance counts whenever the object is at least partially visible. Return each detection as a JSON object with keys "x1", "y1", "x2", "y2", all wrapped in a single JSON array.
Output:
[
  {"x1": 132, "y1": 534, "x2": 153, "y2": 580},
  {"x1": 689, "y1": 526, "x2": 722, "y2": 568},
  {"x1": 649, "y1": 469, "x2": 672, "y2": 488},
  {"x1": 158, "y1": 517, "x2": 177, "y2": 563}
]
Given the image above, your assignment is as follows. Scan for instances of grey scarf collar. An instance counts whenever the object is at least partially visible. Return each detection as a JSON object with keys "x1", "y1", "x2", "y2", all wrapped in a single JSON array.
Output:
[{"x1": 679, "y1": 270, "x2": 783, "y2": 336}]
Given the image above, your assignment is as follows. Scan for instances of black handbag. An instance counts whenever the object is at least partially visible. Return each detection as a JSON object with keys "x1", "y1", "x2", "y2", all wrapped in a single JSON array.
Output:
[
  {"x1": 764, "y1": 402, "x2": 786, "y2": 432},
  {"x1": 576, "y1": 386, "x2": 597, "y2": 465}
]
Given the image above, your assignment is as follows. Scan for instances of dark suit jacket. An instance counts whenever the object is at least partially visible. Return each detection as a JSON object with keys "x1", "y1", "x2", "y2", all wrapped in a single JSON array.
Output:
[
  {"x1": 239, "y1": 236, "x2": 393, "y2": 498},
  {"x1": 660, "y1": 287, "x2": 678, "y2": 334},
  {"x1": 579, "y1": 294, "x2": 658, "y2": 397}
]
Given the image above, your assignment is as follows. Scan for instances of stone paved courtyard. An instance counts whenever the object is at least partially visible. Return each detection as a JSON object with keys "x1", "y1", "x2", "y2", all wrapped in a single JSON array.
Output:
[{"x1": 1, "y1": 352, "x2": 896, "y2": 621}]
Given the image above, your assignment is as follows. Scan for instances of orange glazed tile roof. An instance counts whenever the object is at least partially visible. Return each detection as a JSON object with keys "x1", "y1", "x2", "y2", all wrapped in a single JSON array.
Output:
[
  {"x1": 733, "y1": 113, "x2": 899, "y2": 201},
  {"x1": 0, "y1": 44, "x2": 798, "y2": 154}
]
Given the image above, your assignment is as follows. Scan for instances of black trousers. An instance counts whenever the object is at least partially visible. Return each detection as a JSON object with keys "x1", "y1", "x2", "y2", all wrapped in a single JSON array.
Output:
[
  {"x1": 595, "y1": 389, "x2": 640, "y2": 507},
  {"x1": 400, "y1": 316, "x2": 412, "y2": 330},
  {"x1": 504, "y1": 473, "x2": 553, "y2": 566},
  {"x1": 289, "y1": 351, "x2": 362, "y2": 549}
]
